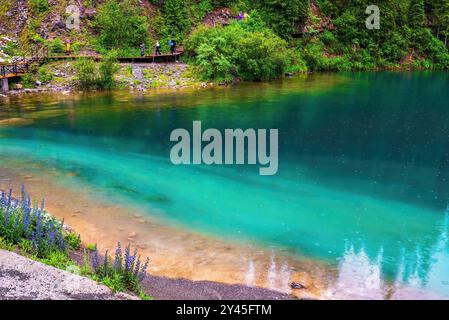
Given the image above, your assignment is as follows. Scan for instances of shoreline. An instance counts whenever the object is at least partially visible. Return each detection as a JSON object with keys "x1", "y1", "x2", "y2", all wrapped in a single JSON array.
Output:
[
  {"x1": 1, "y1": 62, "x2": 213, "y2": 99},
  {"x1": 0, "y1": 166, "x2": 328, "y2": 300},
  {"x1": 2, "y1": 73, "x2": 448, "y2": 300},
  {"x1": 0, "y1": 68, "x2": 449, "y2": 99}
]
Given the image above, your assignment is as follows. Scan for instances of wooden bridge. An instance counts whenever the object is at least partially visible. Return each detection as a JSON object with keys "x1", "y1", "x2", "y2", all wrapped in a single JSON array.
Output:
[
  {"x1": 0, "y1": 45, "x2": 49, "y2": 93},
  {"x1": 0, "y1": 63, "x2": 29, "y2": 79},
  {"x1": 0, "y1": 63, "x2": 29, "y2": 93},
  {"x1": 0, "y1": 45, "x2": 184, "y2": 93}
]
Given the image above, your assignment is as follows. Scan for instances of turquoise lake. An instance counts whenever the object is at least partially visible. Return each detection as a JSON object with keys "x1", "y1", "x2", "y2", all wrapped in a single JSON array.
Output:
[{"x1": 1, "y1": 72, "x2": 449, "y2": 298}]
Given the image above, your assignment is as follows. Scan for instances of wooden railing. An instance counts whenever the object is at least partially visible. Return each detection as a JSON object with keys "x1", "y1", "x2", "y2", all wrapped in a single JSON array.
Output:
[
  {"x1": 0, "y1": 44, "x2": 49, "y2": 79},
  {"x1": 0, "y1": 63, "x2": 28, "y2": 79}
]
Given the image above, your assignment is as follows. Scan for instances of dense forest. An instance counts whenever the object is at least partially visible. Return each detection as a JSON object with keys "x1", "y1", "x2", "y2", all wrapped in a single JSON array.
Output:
[{"x1": 1, "y1": 0, "x2": 449, "y2": 82}]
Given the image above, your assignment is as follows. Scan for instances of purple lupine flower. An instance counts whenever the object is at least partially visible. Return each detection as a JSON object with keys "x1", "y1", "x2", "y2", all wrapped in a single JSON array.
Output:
[
  {"x1": 139, "y1": 257, "x2": 150, "y2": 281},
  {"x1": 57, "y1": 227, "x2": 65, "y2": 251},
  {"x1": 40, "y1": 198, "x2": 45, "y2": 212},
  {"x1": 124, "y1": 244, "x2": 131, "y2": 272},
  {"x1": 23, "y1": 206, "x2": 31, "y2": 234},
  {"x1": 7, "y1": 189, "x2": 12, "y2": 207},
  {"x1": 13, "y1": 215, "x2": 19, "y2": 230},
  {"x1": 91, "y1": 246, "x2": 100, "y2": 271},
  {"x1": 47, "y1": 228, "x2": 56, "y2": 246},
  {"x1": 103, "y1": 250, "x2": 109, "y2": 274},
  {"x1": 134, "y1": 255, "x2": 141, "y2": 277},
  {"x1": 35, "y1": 211, "x2": 42, "y2": 240},
  {"x1": 114, "y1": 242, "x2": 122, "y2": 270},
  {"x1": 20, "y1": 184, "x2": 27, "y2": 204},
  {"x1": 125, "y1": 247, "x2": 137, "y2": 273},
  {"x1": 3, "y1": 206, "x2": 11, "y2": 227},
  {"x1": 130, "y1": 248, "x2": 138, "y2": 270},
  {"x1": 26, "y1": 196, "x2": 31, "y2": 210}
]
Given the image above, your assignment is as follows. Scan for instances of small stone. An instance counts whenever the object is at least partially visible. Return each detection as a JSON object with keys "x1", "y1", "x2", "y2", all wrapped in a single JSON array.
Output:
[
  {"x1": 290, "y1": 272, "x2": 313, "y2": 290},
  {"x1": 291, "y1": 281, "x2": 307, "y2": 290}
]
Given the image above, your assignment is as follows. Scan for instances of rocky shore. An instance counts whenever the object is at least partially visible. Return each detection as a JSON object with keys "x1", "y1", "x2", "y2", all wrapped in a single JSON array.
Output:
[
  {"x1": 0, "y1": 60, "x2": 210, "y2": 98},
  {"x1": 0, "y1": 249, "x2": 138, "y2": 300},
  {"x1": 0, "y1": 247, "x2": 296, "y2": 300}
]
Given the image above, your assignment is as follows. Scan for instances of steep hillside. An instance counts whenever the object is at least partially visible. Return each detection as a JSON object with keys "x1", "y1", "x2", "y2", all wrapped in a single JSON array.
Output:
[{"x1": 1, "y1": 0, "x2": 449, "y2": 76}]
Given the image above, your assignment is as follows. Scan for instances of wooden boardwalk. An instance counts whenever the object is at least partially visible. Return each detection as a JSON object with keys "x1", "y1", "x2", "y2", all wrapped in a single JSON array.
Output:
[
  {"x1": 1, "y1": 47, "x2": 184, "y2": 92},
  {"x1": 47, "y1": 49, "x2": 184, "y2": 64},
  {"x1": 0, "y1": 63, "x2": 28, "y2": 80}
]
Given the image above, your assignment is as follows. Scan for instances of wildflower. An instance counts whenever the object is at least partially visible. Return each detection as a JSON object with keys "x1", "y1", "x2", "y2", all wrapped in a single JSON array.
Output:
[
  {"x1": 124, "y1": 244, "x2": 131, "y2": 272},
  {"x1": 114, "y1": 242, "x2": 122, "y2": 270},
  {"x1": 103, "y1": 250, "x2": 109, "y2": 274},
  {"x1": 139, "y1": 257, "x2": 150, "y2": 281},
  {"x1": 134, "y1": 255, "x2": 141, "y2": 277},
  {"x1": 91, "y1": 246, "x2": 100, "y2": 271}
]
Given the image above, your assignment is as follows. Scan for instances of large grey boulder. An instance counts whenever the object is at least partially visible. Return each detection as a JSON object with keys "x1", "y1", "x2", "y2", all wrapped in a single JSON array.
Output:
[{"x1": 0, "y1": 249, "x2": 138, "y2": 300}]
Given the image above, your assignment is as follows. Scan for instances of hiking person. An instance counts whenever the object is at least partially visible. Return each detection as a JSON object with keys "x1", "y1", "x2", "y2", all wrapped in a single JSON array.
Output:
[
  {"x1": 169, "y1": 39, "x2": 176, "y2": 55},
  {"x1": 243, "y1": 12, "x2": 250, "y2": 22},
  {"x1": 238, "y1": 11, "x2": 244, "y2": 21},
  {"x1": 155, "y1": 40, "x2": 161, "y2": 56},
  {"x1": 65, "y1": 39, "x2": 71, "y2": 53},
  {"x1": 140, "y1": 42, "x2": 145, "y2": 57}
]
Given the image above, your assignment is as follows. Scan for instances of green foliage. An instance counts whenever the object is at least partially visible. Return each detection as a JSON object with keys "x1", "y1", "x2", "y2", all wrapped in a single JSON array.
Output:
[
  {"x1": 65, "y1": 232, "x2": 81, "y2": 250},
  {"x1": 298, "y1": 0, "x2": 449, "y2": 71},
  {"x1": 256, "y1": 0, "x2": 309, "y2": 39},
  {"x1": 21, "y1": 74, "x2": 35, "y2": 88},
  {"x1": 74, "y1": 52, "x2": 120, "y2": 89},
  {"x1": 82, "y1": 244, "x2": 150, "y2": 296},
  {"x1": 49, "y1": 38, "x2": 65, "y2": 55},
  {"x1": 74, "y1": 57, "x2": 98, "y2": 89},
  {"x1": 29, "y1": 0, "x2": 49, "y2": 15},
  {"x1": 189, "y1": 0, "x2": 214, "y2": 24},
  {"x1": 37, "y1": 66, "x2": 53, "y2": 84},
  {"x1": 186, "y1": 22, "x2": 302, "y2": 81},
  {"x1": 86, "y1": 243, "x2": 97, "y2": 251},
  {"x1": 2, "y1": 41, "x2": 20, "y2": 56},
  {"x1": 95, "y1": 0, "x2": 149, "y2": 50},
  {"x1": 162, "y1": 0, "x2": 191, "y2": 39},
  {"x1": 98, "y1": 51, "x2": 120, "y2": 89},
  {"x1": 235, "y1": 31, "x2": 292, "y2": 81},
  {"x1": 100, "y1": 273, "x2": 125, "y2": 292},
  {"x1": 40, "y1": 250, "x2": 72, "y2": 269},
  {"x1": 408, "y1": 0, "x2": 425, "y2": 28}
]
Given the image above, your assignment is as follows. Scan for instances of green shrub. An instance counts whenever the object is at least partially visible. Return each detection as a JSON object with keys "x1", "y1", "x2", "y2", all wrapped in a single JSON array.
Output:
[
  {"x1": 162, "y1": 0, "x2": 191, "y2": 40},
  {"x1": 37, "y1": 66, "x2": 53, "y2": 84},
  {"x1": 255, "y1": 0, "x2": 309, "y2": 39},
  {"x1": 186, "y1": 22, "x2": 297, "y2": 81},
  {"x1": 49, "y1": 38, "x2": 65, "y2": 55},
  {"x1": 29, "y1": 0, "x2": 49, "y2": 15},
  {"x1": 98, "y1": 51, "x2": 120, "y2": 89},
  {"x1": 74, "y1": 57, "x2": 98, "y2": 89},
  {"x1": 95, "y1": 0, "x2": 149, "y2": 50},
  {"x1": 235, "y1": 31, "x2": 291, "y2": 81},
  {"x1": 65, "y1": 232, "x2": 81, "y2": 250},
  {"x1": 74, "y1": 53, "x2": 119, "y2": 90},
  {"x1": 2, "y1": 41, "x2": 20, "y2": 56}
]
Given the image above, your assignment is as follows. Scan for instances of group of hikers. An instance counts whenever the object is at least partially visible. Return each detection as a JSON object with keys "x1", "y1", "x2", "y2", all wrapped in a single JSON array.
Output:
[
  {"x1": 138, "y1": 11, "x2": 251, "y2": 57},
  {"x1": 238, "y1": 11, "x2": 250, "y2": 22},
  {"x1": 140, "y1": 38, "x2": 177, "y2": 57}
]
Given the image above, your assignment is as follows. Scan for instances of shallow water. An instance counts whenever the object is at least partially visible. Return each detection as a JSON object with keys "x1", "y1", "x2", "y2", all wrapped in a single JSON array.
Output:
[{"x1": 1, "y1": 72, "x2": 449, "y2": 299}]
